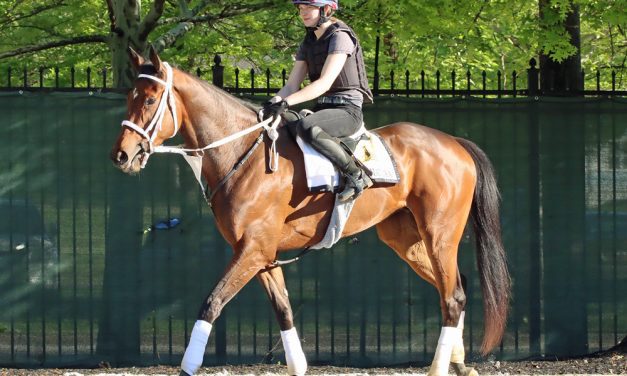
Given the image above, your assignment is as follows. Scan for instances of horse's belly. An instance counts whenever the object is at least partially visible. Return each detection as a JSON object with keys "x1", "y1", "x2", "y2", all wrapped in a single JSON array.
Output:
[{"x1": 276, "y1": 187, "x2": 405, "y2": 251}]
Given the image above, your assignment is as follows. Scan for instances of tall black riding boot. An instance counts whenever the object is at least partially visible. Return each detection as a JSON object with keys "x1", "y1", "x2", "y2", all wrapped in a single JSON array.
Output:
[{"x1": 307, "y1": 126, "x2": 372, "y2": 202}]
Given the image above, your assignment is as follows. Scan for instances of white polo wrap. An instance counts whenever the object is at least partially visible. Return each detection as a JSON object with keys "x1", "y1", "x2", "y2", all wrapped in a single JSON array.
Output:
[
  {"x1": 181, "y1": 320, "x2": 212, "y2": 375},
  {"x1": 281, "y1": 327, "x2": 308, "y2": 376}
]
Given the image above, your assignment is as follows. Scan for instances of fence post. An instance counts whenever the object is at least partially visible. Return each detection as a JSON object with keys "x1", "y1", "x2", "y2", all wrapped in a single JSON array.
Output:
[
  {"x1": 250, "y1": 68, "x2": 255, "y2": 95},
  {"x1": 373, "y1": 34, "x2": 380, "y2": 96},
  {"x1": 527, "y1": 58, "x2": 539, "y2": 97},
  {"x1": 612, "y1": 70, "x2": 616, "y2": 93},
  {"x1": 466, "y1": 69, "x2": 471, "y2": 96},
  {"x1": 212, "y1": 55, "x2": 224, "y2": 88},
  {"x1": 235, "y1": 68, "x2": 239, "y2": 94},
  {"x1": 266, "y1": 68, "x2": 271, "y2": 97},
  {"x1": 436, "y1": 70, "x2": 441, "y2": 98},
  {"x1": 580, "y1": 69, "x2": 585, "y2": 92}
]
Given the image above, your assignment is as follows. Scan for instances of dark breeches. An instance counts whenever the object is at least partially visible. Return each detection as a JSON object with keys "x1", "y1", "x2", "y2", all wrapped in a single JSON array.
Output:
[{"x1": 287, "y1": 103, "x2": 363, "y2": 142}]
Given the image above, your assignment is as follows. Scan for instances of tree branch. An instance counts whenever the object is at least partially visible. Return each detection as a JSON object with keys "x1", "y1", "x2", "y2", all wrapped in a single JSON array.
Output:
[
  {"x1": 472, "y1": 0, "x2": 489, "y2": 24},
  {"x1": 105, "y1": 0, "x2": 117, "y2": 31},
  {"x1": 178, "y1": 0, "x2": 192, "y2": 17},
  {"x1": 0, "y1": 35, "x2": 108, "y2": 59},
  {"x1": 0, "y1": 0, "x2": 66, "y2": 28},
  {"x1": 138, "y1": 0, "x2": 167, "y2": 41},
  {"x1": 153, "y1": 0, "x2": 277, "y2": 51}
]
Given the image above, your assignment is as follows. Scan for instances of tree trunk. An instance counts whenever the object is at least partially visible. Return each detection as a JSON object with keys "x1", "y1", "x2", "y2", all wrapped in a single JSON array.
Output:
[
  {"x1": 539, "y1": 1, "x2": 587, "y2": 358},
  {"x1": 110, "y1": 35, "x2": 147, "y2": 89},
  {"x1": 96, "y1": 2, "x2": 145, "y2": 361},
  {"x1": 539, "y1": 0, "x2": 583, "y2": 94},
  {"x1": 109, "y1": 0, "x2": 148, "y2": 88}
]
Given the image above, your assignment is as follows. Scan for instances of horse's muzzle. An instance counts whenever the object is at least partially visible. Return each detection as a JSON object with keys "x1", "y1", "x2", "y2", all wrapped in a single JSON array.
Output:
[
  {"x1": 111, "y1": 149, "x2": 129, "y2": 166},
  {"x1": 110, "y1": 143, "x2": 143, "y2": 173}
]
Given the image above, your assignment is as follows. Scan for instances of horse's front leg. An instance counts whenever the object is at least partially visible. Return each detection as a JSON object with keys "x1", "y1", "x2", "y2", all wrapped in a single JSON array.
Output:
[
  {"x1": 179, "y1": 241, "x2": 272, "y2": 376},
  {"x1": 258, "y1": 266, "x2": 307, "y2": 376}
]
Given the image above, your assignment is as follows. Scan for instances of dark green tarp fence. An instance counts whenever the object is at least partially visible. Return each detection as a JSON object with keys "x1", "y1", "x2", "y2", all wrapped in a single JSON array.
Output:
[{"x1": 0, "y1": 92, "x2": 625, "y2": 367}]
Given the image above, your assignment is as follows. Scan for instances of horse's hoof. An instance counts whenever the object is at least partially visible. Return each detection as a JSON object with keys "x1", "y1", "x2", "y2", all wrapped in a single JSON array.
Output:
[
  {"x1": 452, "y1": 363, "x2": 479, "y2": 376},
  {"x1": 179, "y1": 371, "x2": 192, "y2": 376}
]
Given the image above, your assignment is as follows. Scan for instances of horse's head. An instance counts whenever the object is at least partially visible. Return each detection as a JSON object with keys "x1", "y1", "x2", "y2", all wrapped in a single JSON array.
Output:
[{"x1": 110, "y1": 46, "x2": 183, "y2": 174}]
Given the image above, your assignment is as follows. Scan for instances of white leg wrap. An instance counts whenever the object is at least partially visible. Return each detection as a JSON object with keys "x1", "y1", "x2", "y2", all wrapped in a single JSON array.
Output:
[
  {"x1": 281, "y1": 327, "x2": 308, "y2": 376},
  {"x1": 181, "y1": 320, "x2": 212, "y2": 376},
  {"x1": 428, "y1": 326, "x2": 462, "y2": 376},
  {"x1": 451, "y1": 311, "x2": 466, "y2": 364}
]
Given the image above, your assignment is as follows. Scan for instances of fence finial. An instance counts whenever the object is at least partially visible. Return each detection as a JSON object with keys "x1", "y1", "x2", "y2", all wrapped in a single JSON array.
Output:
[
  {"x1": 212, "y1": 54, "x2": 224, "y2": 88},
  {"x1": 527, "y1": 58, "x2": 539, "y2": 96}
]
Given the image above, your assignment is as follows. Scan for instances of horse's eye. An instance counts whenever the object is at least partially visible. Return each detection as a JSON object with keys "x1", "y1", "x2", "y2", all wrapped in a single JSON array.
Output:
[{"x1": 145, "y1": 97, "x2": 156, "y2": 106}]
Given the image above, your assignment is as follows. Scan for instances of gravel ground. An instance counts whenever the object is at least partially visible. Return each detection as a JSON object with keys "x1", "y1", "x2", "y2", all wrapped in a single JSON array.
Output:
[{"x1": 1, "y1": 349, "x2": 624, "y2": 376}]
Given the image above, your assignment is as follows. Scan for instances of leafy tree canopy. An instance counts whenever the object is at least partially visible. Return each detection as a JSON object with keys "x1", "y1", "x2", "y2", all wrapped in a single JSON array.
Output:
[{"x1": 0, "y1": 0, "x2": 624, "y2": 89}]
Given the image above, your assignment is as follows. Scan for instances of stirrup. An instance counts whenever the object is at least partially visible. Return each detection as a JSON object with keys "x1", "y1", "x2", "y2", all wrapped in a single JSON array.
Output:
[{"x1": 337, "y1": 171, "x2": 372, "y2": 203}]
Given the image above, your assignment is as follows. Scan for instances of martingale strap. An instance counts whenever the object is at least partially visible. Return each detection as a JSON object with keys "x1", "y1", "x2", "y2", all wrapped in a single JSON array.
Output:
[{"x1": 206, "y1": 133, "x2": 265, "y2": 207}]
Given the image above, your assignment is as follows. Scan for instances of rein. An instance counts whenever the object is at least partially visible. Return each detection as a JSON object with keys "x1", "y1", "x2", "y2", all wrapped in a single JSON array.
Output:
[{"x1": 120, "y1": 61, "x2": 282, "y2": 211}]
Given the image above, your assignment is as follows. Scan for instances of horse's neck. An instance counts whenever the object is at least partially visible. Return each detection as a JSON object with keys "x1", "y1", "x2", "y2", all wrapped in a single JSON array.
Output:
[{"x1": 175, "y1": 74, "x2": 260, "y2": 184}]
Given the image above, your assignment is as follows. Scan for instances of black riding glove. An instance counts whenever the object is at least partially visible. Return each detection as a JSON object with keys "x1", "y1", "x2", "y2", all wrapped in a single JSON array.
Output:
[{"x1": 262, "y1": 99, "x2": 289, "y2": 120}]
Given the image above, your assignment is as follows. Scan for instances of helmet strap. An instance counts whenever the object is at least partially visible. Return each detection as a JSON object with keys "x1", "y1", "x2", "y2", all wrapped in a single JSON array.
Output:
[{"x1": 315, "y1": 6, "x2": 333, "y2": 28}]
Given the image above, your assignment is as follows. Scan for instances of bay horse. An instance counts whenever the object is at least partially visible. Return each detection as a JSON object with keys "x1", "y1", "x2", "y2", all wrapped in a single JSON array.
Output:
[{"x1": 110, "y1": 47, "x2": 510, "y2": 376}]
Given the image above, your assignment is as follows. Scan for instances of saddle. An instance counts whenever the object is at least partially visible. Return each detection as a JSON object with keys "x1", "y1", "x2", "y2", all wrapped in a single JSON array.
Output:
[{"x1": 292, "y1": 109, "x2": 400, "y2": 193}]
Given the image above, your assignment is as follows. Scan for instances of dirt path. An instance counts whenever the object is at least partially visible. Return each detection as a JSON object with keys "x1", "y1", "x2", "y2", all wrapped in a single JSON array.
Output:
[{"x1": 1, "y1": 351, "x2": 624, "y2": 375}]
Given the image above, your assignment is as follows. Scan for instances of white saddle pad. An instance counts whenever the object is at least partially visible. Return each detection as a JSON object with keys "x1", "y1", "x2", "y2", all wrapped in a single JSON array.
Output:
[{"x1": 296, "y1": 125, "x2": 400, "y2": 192}]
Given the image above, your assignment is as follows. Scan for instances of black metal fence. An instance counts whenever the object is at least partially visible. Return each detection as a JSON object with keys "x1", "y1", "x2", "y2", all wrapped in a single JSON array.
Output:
[{"x1": 1, "y1": 56, "x2": 625, "y2": 98}]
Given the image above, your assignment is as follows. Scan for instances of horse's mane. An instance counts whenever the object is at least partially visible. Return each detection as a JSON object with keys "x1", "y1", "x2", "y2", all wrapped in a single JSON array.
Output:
[{"x1": 138, "y1": 63, "x2": 261, "y2": 115}]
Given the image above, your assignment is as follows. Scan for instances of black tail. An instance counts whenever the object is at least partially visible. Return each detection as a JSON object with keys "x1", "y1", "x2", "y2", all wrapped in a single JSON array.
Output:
[{"x1": 456, "y1": 137, "x2": 511, "y2": 355}]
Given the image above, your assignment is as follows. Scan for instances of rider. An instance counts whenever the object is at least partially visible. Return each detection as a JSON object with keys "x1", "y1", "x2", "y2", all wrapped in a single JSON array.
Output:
[{"x1": 263, "y1": 0, "x2": 374, "y2": 202}]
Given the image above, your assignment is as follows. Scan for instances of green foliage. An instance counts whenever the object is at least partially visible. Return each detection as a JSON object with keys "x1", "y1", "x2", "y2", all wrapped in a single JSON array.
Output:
[{"x1": 0, "y1": 0, "x2": 624, "y2": 89}]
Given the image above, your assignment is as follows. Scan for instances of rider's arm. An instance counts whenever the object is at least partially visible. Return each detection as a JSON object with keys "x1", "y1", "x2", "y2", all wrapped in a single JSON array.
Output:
[
  {"x1": 275, "y1": 60, "x2": 308, "y2": 101},
  {"x1": 284, "y1": 53, "x2": 348, "y2": 106}
]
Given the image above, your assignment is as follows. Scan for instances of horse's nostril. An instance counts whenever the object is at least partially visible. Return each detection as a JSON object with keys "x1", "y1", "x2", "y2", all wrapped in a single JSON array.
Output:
[{"x1": 115, "y1": 150, "x2": 128, "y2": 165}]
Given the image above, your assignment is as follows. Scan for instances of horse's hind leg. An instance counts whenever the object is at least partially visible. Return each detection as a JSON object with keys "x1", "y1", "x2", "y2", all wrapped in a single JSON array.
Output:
[
  {"x1": 405, "y1": 187, "x2": 475, "y2": 376},
  {"x1": 376, "y1": 208, "x2": 436, "y2": 283},
  {"x1": 257, "y1": 266, "x2": 307, "y2": 376},
  {"x1": 376, "y1": 208, "x2": 476, "y2": 376}
]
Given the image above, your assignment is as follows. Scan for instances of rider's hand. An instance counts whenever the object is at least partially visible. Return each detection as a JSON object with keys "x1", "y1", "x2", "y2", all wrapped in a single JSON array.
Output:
[{"x1": 262, "y1": 99, "x2": 289, "y2": 120}]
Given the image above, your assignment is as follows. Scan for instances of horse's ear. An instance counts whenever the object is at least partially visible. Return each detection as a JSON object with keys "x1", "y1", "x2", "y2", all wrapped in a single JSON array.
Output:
[
  {"x1": 128, "y1": 46, "x2": 144, "y2": 71},
  {"x1": 148, "y1": 45, "x2": 163, "y2": 72}
]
